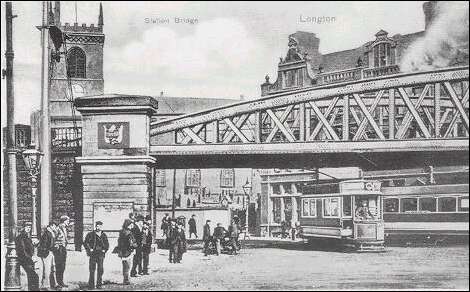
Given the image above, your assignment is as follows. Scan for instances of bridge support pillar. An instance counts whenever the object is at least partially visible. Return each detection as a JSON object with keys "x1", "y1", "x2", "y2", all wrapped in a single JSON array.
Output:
[{"x1": 74, "y1": 95, "x2": 158, "y2": 235}]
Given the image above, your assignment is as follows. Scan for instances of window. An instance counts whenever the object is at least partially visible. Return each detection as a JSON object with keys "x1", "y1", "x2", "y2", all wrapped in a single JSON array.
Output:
[
  {"x1": 302, "y1": 199, "x2": 309, "y2": 216},
  {"x1": 301, "y1": 198, "x2": 317, "y2": 217},
  {"x1": 419, "y1": 197, "x2": 436, "y2": 212},
  {"x1": 286, "y1": 70, "x2": 296, "y2": 87},
  {"x1": 401, "y1": 198, "x2": 418, "y2": 213},
  {"x1": 67, "y1": 47, "x2": 86, "y2": 78},
  {"x1": 272, "y1": 184, "x2": 280, "y2": 195},
  {"x1": 384, "y1": 198, "x2": 399, "y2": 212},
  {"x1": 309, "y1": 199, "x2": 317, "y2": 217},
  {"x1": 343, "y1": 196, "x2": 352, "y2": 217},
  {"x1": 372, "y1": 43, "x2": 394, "y2": 68},
  {"x1": 155, "y1": 170, "x2": 166, "y2": 187},
  {"x1": 459, "y1": 197, "x2": 469, "y2": 212},
  {"x1": 220, "y1": 169, "x2": 235, "y2": 188},
  {"x1": 438, "y1": 197, "x2": 457, "y2": 212},
  {"x1": 323, "y1": 197, "x2": 340, "y2": 217},
  {"x1": 185, "y1": 169, "x2": 201, "y2": 187}
]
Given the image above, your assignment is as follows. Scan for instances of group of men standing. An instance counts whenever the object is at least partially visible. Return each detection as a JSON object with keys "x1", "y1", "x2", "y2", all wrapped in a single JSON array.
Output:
[
  {"x1": 161, "y1": 213, "x2": 187, "y2": 263},
  {"x1": 15, "y1": 215, "x2": 71, "y2": 291},
  {"x1": 202, "y1": 216, "x2": 241, "y2": 256},
  {"x1": 108, "y1": 213, "x2": 154, "y2": 286},
  {"x1": 127, "y1": 213, "x2": 154, "y2": 277}
]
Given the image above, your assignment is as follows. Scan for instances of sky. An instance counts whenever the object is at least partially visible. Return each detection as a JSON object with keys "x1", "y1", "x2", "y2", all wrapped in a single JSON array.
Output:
[{"x1": 0, "y1": 1, "x2": 427, "y2": 124}]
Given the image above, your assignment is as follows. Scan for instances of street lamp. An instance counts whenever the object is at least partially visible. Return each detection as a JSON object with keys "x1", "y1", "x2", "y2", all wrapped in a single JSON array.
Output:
[
  {"x1": 21, "y1": 146, "x2": 43, "y2": 239},
  {"x1": 242, "y1": 178, "x2": 252, "y2": 232}
]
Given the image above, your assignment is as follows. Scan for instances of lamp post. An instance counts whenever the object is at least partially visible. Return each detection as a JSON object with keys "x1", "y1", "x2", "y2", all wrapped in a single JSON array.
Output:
[
  {"x1": 21, "y1": 146, "x2": 43, "y2": 239},
  {"x1": 242, "y1": 178, "x2": 252, "y2": 232},
  {"x1": 4, "y1": 2, "x2": 21, "y2": 290}
]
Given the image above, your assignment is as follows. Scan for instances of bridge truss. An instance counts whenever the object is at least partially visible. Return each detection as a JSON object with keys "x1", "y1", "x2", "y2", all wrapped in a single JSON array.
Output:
[{"x1": 151, "y1": 66, "x2": 468, "y2": 143}]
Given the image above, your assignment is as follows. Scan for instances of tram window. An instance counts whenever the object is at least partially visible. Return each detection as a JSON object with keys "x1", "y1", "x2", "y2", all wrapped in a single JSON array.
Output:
[
  {"x1": 309, "y1": 199, "x2": 317, "y2": 217},
  {"x1": 393, "y1": 179, "x2": 405, "y2": 187},
  {"x1": 401, "y1": 198, "x2": 418, "y2": 213},
  {"x1": 323, "y1": 197, "x2": 340, "y2": 217},
  {"x1": 343, "y1": 196, "x2": 352, "y2": 217},
  {"x1": 459, "y1": 197, "x2": 469, "y2": 212},
  {"x1": 272, "y1": 185, "x2": 280, "y2": 195},
  {"x1": 419, "y1": 197, "x2": 436, "y2": 212},
  {"x1": 438, "y1": 197, "x2": 457, "y2": 212},
  {"x1": 301, "y1": 198, "x2": 316, "y2": 217},
  {"x1": 302, "y1": 199, "x2": 309, "y2": 216},
  {"x1": 384, "y1": 198, "x2": 399, "y2": 213}
]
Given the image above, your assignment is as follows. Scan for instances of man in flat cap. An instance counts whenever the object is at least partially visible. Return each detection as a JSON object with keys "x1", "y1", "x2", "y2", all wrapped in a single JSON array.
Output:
[
  {"x1": 131, "y1": 215, "x2": 144, "y2": 277},
  {"x1": 54, "y1": 215, "x2": 71, "y2": 288},
  {"x1": 84, "y1": 221, "x2": 109, "y2": 289},
  {"x1": 16, "y1": 221, "x2": 40, "y2": 291}
]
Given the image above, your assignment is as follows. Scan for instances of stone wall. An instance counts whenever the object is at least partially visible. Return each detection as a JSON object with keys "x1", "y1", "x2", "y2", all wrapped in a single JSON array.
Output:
[{"x1": 79, "y1": 157, "x2": 154, "y2": 237}]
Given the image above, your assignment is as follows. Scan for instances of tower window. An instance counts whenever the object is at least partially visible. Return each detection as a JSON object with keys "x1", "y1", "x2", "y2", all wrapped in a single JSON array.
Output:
[{"x1": 67, "y1": 47, "x2": 86, "y2": 78}]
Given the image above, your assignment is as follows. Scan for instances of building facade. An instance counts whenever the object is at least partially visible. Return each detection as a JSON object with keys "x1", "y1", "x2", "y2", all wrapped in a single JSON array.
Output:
[{"x1": 256, "y1": 1, "x2": 469, "y2": 238}]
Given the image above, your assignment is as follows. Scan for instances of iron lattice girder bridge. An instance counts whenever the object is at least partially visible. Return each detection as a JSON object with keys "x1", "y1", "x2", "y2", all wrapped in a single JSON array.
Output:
[{"x1": 150, "y1": 66, "x2": 469, "y2": 169}]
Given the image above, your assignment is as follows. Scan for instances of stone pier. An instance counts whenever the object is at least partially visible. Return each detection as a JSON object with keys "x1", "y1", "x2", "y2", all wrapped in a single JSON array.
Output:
[{"x1": 74, "y1": 94, "x2": 158, "y2": 235}]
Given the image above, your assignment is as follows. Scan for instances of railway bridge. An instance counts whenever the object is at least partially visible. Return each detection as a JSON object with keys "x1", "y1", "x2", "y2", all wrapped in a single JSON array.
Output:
[
  {"x1": 74, "y1": 66, "x2": 469, "y2": 232},
  {"x1": 146, "y1": 66, "x2": 469, "y2": 169}
]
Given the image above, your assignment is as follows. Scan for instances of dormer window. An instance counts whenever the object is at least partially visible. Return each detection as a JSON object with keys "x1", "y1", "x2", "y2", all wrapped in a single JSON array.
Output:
[
  {"x1": 286, "y1": 70, "x2": 296, "y2": 87},
  {"x1": 367, "y1": 30, "x2": 396, "y2": 68},
  {"x1": 373, "y1": 43, "x2": 393, "y2": 67}
]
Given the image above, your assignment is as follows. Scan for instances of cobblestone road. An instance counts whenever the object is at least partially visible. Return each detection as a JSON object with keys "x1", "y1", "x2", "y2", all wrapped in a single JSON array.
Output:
[{"x1": 19, "y1": 244, "x2": 469, "y2": 290}]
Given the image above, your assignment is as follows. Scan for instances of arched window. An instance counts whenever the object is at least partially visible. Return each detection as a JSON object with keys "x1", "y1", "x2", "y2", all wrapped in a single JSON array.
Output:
[{"x1": 67, "y1": 47, "x2": 86, "y2": 78}]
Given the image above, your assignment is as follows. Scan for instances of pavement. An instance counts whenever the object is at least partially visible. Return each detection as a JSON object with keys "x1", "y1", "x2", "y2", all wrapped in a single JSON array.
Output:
[{"x1": 13, "y1": 238, "x2": 468, "y2": 291}]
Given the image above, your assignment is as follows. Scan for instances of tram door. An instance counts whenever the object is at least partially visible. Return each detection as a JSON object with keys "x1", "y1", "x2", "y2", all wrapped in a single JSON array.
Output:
[{"x1": 342, "y1": 196, "x2": 354, "y2": 230}]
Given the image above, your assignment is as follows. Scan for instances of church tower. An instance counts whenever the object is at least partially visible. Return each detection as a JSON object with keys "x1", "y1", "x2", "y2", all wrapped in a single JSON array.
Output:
[{"x1": 48, "y1": 1, "x2": 105, "y2": 128}]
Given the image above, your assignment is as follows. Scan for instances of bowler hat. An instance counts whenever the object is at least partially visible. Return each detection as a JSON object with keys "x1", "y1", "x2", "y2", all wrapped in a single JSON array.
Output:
[
  {"x1": 59, "y1": 215, "x2": 70, "y2": 223},
  {"x1": 95, "y1": 221, "x2": 103, "y2": 226}
]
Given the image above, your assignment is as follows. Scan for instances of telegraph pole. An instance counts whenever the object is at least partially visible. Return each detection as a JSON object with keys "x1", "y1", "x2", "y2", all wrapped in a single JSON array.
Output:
[
  {"x1": 3, "y1": 2, "x2": 21, "y2": 290},
  {"x1": 39, "y1": 1, "x2": 52, "y2": 227}
]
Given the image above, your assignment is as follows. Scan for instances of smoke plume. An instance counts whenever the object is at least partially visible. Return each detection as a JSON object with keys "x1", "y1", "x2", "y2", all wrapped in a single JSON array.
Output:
[{"x1": 400, "y1": 1, "x2": 469, "y2": 72}]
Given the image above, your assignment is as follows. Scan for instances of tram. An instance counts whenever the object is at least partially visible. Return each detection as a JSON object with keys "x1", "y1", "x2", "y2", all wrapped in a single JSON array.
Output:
[
  {"x1": 381, "y1": 183, "x2": 469, "y2": 244},
  {"x1": 300, "y1": 179, "x2": 385, "y2": 251}
]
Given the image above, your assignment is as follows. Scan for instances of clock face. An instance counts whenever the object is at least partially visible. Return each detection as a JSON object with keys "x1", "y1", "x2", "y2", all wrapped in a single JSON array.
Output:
[{"x1": 71, "y1": 84, "x2": 86, "y2": 98}]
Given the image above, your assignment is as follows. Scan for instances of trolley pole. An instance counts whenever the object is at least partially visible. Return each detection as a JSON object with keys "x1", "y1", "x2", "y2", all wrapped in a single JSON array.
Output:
[{"x1": 3, "y1": 2, "x2": 21, "y2": 290}]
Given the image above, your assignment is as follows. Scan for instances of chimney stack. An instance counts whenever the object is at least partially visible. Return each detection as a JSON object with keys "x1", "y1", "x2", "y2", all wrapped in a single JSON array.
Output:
[{"x1": 423, "y1": 1, "x2": 438, "y2": 30}]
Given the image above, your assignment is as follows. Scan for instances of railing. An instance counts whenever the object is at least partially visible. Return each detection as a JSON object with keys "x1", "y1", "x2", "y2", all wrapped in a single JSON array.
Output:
[
  {"x1": 51, "y1": 127, "x2": 82, "y2": 150},
  {"x1": 363, "y1": 65, "x2": 400, "y2": 78},
  {"x1": 317, "y1": 67, "x2": 363, "y2": 85},
  {"x1": 315, "y1": 65, "x2": 400, "y2": 86}
]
